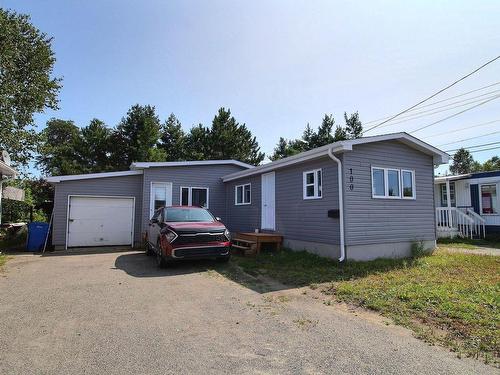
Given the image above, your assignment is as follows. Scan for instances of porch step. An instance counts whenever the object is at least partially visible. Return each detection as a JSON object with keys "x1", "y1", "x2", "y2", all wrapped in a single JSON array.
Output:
[{"x1": 231, "y1": 238, "x2": 257, "y2": 256}]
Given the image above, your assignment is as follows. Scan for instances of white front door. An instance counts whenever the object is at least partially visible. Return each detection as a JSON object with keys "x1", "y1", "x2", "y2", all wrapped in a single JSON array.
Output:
[
  {"x1": 150, "y1": 182, "x2": 173, "y2": 218},
  {"x1": 261, "y1": 172, "x2": 276, "y2": 230},
  {"x1": 67, "y1": 196, "x2": 134, "y2": 248}
]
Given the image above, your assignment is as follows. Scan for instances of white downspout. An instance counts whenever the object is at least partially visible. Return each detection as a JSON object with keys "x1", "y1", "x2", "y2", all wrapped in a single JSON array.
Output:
[{"x1": 327, "y1": 148, "x2": 345, "y2": 262}]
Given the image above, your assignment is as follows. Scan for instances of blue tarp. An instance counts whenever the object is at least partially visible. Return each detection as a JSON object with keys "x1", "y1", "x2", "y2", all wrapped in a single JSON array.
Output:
[{"x1": 26, "y1": 222, "x2": 49, "y2": 252}]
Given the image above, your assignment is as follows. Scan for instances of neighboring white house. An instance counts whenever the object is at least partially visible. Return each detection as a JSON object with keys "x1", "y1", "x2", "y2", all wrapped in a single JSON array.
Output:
[{"x1": 434, "y1": 170, "x2": 500, "y2": 238}]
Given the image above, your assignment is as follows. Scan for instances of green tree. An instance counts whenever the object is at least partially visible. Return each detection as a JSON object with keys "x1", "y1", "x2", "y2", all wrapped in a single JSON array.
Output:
[
  {"x1": 159, "y1": 114, "x2": 187, "y2": 161},
  {"x1": 450, "y1": 148, "x2": 475, "y2": 175},
  {"x1": 0, "y1": 9, "x2": 61, "y2": 166},
  {"x1": 37, "y1": 118, "x2": 82, "y2": 176},
  {"x1": 344, "y1": 111, "x2": 363, "y2": 139},
  {"x1": 77, "y1": 119, "x2": 113, "y2": 173},
  {"x1": 185, "y1": 108, "x2": 264, "y2": 165},
  {"x1": 481, "y1": 156, "x2": 500, "y2": 171},
  {"x1": 111, "y1": 104, "x2": 166, "y2": 169},
  {"x1": 269, "y1": 112, "x2": 363, "y2": 160},
  {"x1": 269, "y1": 137, "x2": 304, "y2": 161}
]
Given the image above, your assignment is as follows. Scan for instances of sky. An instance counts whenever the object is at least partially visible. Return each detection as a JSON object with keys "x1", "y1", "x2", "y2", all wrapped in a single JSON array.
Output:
[{"x1": 4, "y1": 0, "x2": 500, "y2": 175}]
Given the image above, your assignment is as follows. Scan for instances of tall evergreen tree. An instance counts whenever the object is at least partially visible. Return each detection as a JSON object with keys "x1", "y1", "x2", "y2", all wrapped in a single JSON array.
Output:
[
  {"x1": 450, "y1": 148, "x2": 475, "y2": 174},
  {"x1": 189, "y1": 108, "x2": 264, "y2": 165},
  {"x1": 77, "y1": 119, "x2": 113, "y2": 172},
  {"x1": 159, "y1": 113, "x2": 187, "y2": 161},
  {"x1": 185, "y1": 124, "x2": 211, "y2": 161},
  {"x1": 111, "y1": 104, "x2": 166, "y2": 169},
  {"x1": 344, "y1": 111, "x2": 363, "y2": 139}
]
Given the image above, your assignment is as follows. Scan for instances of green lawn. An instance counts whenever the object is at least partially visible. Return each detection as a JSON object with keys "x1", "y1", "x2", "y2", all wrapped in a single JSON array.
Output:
[
  {"x1": 437, "y1": 237, "x2": 500, "y2": 249},
  {"x1": 232, "y1": 249, "x2": 500, "y2": 364}
]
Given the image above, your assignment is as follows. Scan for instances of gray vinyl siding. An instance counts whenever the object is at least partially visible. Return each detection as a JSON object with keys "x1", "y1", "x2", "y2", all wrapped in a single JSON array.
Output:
[
  {"x1": 275, "y1": 157, "x2": 340, "y2": 244},
  {"x1": 52, "y1": 175, "x2": 143, "y2": 247},
  {"x1": 342, "y1": 140, "x2": 436, "y2": 245},
  {"x1": 224, "y1": 175, "x2": 261, "y2": 232},
  {"x1": 141, "y1": 164, "x2": 245, "y2": 233},
  {"x1": 224, "y1": 156, "x2": 340, "y2": 244}
]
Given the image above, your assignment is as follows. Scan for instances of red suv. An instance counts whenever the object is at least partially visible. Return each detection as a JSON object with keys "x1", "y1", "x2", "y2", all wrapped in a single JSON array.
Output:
[{"x1": 145, "y1": 206, "x2": 231, "y2": 267}]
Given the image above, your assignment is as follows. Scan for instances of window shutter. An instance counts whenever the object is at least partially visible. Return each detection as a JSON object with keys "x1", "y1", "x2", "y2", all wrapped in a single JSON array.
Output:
[{"x1": 470, "y1": 184, "x2": 480, "y2": 214}]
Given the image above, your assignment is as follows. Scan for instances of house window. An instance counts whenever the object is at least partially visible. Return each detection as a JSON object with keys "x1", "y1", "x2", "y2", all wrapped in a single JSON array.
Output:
[
  {"x1": 387, "y1": 169, "x2": 400, "y2": 197},
  {"x1": 235, "y1": 183, "x2": 251, "y2": 205},
  {"x1": 372, "y1": 168, "x2": 385, "y2": 197},
  {"x1": 152, "y1": 183, "x2": 168, "y2": 210},
  {"x1": 180, "y1": 187, "x2": 209, "y2": 208},
  {"x1": 480, "y1": 184, "x2": 497, "y2": 214},
  {"x1": 371, "y1": 167, "x2": 415, "y2": 199},
  {"x1": 401, "y1": 170, "x2": 416, "y2": 199},
  {"x1": 440, "y1": 183, "x2": 455, "y2": 207},
  {"x1": 303, "y1": 169, "x2": 322, "y2": 199}
]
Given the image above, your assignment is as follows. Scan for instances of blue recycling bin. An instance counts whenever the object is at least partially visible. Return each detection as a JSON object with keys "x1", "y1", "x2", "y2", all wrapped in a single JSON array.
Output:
[{"x1": 26, "y1": 222, "x2": 49, "y2": 252}]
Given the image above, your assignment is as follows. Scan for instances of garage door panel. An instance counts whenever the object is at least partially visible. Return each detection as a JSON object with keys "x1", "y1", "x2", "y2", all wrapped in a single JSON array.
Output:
[{"x1": 68, "y1": 196, "x2": 134, "y2": 247}]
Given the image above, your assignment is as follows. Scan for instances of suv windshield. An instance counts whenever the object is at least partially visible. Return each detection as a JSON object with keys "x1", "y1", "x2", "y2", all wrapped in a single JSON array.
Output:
[{"x1": 164, "y1": 207, "x2": 215, "y2": 222}]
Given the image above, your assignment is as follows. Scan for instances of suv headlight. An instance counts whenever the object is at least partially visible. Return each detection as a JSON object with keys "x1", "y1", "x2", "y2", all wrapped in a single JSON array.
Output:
[
  {"x1": 165, "y1": 230, "x2": 178, "y2": 243},
  {"x1": 224, "y1": 229, "x2": 231, "y2": 241}
]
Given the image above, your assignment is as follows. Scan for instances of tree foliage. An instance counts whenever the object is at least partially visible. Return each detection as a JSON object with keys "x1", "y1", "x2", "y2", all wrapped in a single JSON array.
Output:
[
  {"x1": 36, "y1": 106, "x2": 265, "y2": 175},
  {"x1": 112, "y1": 104, "x2": 166, "y2": 169},
  {"x1": 0, "y1": 9, "x2": 61, "y2": 166},
  {"x1": 450, "y1": 148, "x2": 476, "y2": 175},
  {"x1": 269, "y1": 112, "x2": 363, "y2": 160}
]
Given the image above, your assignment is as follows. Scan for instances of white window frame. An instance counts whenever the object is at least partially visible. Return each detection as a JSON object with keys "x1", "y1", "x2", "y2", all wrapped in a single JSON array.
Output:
[
  {"x1": 479, "y1": 183, "x2": 498, "y2": 216},
  {"x1": 371, "y1": 167, "x2": 416, "y2": 200},
  {"x1": 303, "y1": 169, "x2": 322, "y2": 200},
  {"x1": 401, "y1": 169, "x2": 416, "y2": 199},
  {"x1": 150, "y1": 181, "x2": 173, "y2": 218},
  {"x1": 179, "y1": 186, "x2": 209, "y2": 209},
  {"x1": 235, "y1": 183, "x2": 251, "y2": 205}
]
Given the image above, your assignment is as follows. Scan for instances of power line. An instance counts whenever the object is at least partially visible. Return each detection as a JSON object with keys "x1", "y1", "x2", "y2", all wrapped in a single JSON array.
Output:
[
  {"x1": 437, "y1": 130, "x2": 500, "y2": 147},
  {"x1": 409, "y1": 94, "x2": 500, "y2": 133},
  {"x1": 446, "y1": 141, "x2": 500, "y2": 152},
  {"x1": 364, "y1": 55, "x2": 500, "y2": 133},
  {"x1": 449, "y1": 146, "x2": 500, "y2": 155},
  {"x1": 371, "y1": 92, "x2": 500, "y2": 129},
  {"x1": 364, "y1": 83, "x2": 500, "y2": 125},
  {"x1": 422, "y1": 119, "x2": 500, "y2": 139}
]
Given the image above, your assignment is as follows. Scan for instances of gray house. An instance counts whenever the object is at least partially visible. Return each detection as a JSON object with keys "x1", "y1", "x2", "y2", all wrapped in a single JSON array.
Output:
[{"x1": 47, "y1": 132, "x2": 449, "y2": 260}]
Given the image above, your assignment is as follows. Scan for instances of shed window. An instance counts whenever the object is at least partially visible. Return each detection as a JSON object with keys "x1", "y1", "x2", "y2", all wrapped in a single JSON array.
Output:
[
  {"x1": 180, "y1": 187, "x2": 208, "y2": 208},
  {"x1": 235, "y1": 183, "x2": 251, "y2": 205},
  {"x1": 303, "y1": 169, "x2": 322, "y2": 199},
  {"x1": 480, "y1": 184, "x2": 497, "y2": 214},
  {"x1": 372, "y1": 167, "x2": 415, "y2": 199}
]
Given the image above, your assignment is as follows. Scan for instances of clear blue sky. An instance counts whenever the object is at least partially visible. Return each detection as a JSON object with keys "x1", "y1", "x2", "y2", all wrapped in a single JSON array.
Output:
[{"x1": 5, "y1": 1, "x2": 500, "y2": 174}]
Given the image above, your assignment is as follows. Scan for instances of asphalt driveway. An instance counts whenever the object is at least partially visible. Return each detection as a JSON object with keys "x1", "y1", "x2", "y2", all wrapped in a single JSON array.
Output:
[{"x1": 0, "y1": 251, "x2": 495, "y2": 375}]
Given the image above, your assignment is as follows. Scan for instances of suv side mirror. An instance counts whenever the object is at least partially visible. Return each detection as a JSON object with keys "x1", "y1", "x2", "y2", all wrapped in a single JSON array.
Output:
[{"x1": 151, "y1": 218, "x2": 158, "y2": 224}]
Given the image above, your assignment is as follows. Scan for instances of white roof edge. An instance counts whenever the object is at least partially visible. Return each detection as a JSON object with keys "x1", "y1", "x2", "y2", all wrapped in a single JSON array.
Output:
[
  {"x1": 130, "y1": 160, "x2": 254, "y2": 170},
  {"x1": 434, "y1": 173, "x2": 471, "y2": 183},
  {"x1": 0, "y1": 161, "x2": 17, "y2": 178},
  {"x1": 46, "y1": 170, "x2": 143, "y2": 183},
  {"x1": 222, "y1": 132, "x2": 449, "y2": 182}
]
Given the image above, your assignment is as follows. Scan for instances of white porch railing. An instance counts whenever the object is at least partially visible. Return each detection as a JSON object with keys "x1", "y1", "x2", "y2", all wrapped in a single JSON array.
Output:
[{"x1": 436, "y1": 207, "x2": 486, "y2": 239}]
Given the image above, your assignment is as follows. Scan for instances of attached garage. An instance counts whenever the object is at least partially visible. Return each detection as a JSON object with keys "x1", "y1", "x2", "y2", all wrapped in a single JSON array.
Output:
[{"x1": 67, "y1": 196, "x2": 135, "y2": 248}]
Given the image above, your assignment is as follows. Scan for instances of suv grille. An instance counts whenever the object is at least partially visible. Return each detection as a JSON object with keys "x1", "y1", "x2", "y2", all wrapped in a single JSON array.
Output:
[
  {"x1": 174, "y1": 246, "x2": 229, "y2": 258},
  {"x1": 174, "y1": 233, "x2": 227, "y2": 245}
]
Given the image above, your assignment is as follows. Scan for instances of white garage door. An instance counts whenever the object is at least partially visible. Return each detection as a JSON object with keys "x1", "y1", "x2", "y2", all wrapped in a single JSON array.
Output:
[{"x1": 67, "y1": 196, "x2": 134, "y2": 248}]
